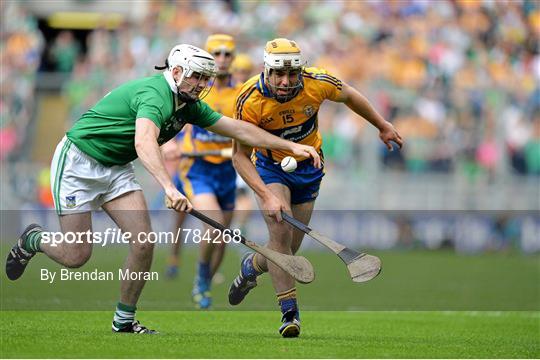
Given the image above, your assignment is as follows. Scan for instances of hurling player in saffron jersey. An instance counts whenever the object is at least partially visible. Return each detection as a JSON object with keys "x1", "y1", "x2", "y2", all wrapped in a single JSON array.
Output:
[{"x1": 229, "y1": 38, "x2": 403, "y2": 337}]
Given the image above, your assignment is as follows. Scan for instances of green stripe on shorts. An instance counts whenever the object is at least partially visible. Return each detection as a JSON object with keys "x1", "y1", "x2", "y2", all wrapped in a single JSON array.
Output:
[{"x1": 53, "y1": 139, "x2": 71, "y2": 215}]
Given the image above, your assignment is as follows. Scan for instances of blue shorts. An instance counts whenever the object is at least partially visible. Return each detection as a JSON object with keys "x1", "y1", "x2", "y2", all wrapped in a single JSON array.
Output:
[
  {"x1": 255, "y1": 152, "x2": 324, "y2": 204},
  {"x1": 175, "y1": 159, "x2": 237, "y2": 211}
]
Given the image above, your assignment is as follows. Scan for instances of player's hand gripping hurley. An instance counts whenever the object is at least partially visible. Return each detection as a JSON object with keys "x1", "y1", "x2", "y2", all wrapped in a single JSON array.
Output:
[
  {"x1": 281, "y1": 212, "x2": 381, "y2": 283},
  {"x1": 165, "y1": 199, "x2": 315, "y2": 283}
]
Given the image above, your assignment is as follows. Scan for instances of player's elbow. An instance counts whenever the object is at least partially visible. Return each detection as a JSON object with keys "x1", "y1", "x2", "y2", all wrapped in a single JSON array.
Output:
[
  {"x1": 232, "y1": 153, "x2": 240, "y2": 169},
  {"x1": 232, "y1": 151, "x2": 243, "y2": 168},
  {"x1": 232, "y1": 149, "x2": 249, "y2": 169},
  {"x1": 134, "y1": 136, "x2": 145, "y2": 154},
  {"x1": 134, "y1": 134, "x2": 152, "y2": 158},
  {"x1": 134, "y1": 118, "x2": 159, "y2": 156}
]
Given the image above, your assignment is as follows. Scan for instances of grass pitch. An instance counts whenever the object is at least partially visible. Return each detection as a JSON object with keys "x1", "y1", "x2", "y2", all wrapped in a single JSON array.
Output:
[
  {"x1": 1, "y1": 311, "x2": 538, "y2": 358},
  {"x1": 1, "y1": 245, "x2": 539, "y2": 358}
]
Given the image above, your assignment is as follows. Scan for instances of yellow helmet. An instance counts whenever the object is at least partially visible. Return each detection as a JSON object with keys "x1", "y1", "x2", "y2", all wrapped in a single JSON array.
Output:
[
  {"x1": 231, "y1": 53, "x2": 254, "y2": 73},
  {"x1": 263, "y1": 38, "x2": 305, "y2": 102},
  {"x1": 205, "y1": 34, "x2": 236, "y2": 54},
  {"x1": 263, "y1": 38, "x2": 303, "y2": 70}
]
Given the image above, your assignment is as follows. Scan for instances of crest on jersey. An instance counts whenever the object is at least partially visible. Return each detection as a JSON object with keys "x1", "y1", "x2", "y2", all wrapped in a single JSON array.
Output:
[
  {"x1": 66, "y1": 195, "x2": 76, "y2": 208},
  {"x1": 303, "y1": 105, "x2": 315, "y2": 117}
]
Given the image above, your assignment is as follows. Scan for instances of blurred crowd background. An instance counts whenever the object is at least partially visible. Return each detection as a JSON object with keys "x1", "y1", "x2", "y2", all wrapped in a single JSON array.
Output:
[{"x1": 1, "y1": 0, "x2": 539, "y2": 252}]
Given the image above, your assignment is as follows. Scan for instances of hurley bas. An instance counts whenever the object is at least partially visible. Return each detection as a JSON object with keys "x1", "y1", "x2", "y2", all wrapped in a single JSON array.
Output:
[{"x1": 40, "y1": 268, "x2": 159, "y2": 283}]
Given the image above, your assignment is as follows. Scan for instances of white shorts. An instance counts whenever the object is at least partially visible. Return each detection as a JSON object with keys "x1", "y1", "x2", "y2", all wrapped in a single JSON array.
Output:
[{"x1": 50, "y1": 136, "x2": 142, "y2": 215}]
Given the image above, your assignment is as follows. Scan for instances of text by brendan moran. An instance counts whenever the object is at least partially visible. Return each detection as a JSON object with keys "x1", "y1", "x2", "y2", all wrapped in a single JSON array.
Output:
[{"x1": 40, "y1": 268, "x2": 159, "y2": 283}]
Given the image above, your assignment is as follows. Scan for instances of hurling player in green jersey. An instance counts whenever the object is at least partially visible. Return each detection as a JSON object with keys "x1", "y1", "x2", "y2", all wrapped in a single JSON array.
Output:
[{"x1": 6, "y1": 44, "x2": 321, "y2": 334}]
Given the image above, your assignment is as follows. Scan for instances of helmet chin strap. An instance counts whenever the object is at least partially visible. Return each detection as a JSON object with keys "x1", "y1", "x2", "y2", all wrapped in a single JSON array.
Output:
[
  {"x1": 274, "y1": 89, "x2": 301, "y2": 103},
  {"x1": 265, "y1": 71, "x2": 303, "y2": 103},
  {"x1": 177, "y1": 90, "x2": 198, "y2": 104},
  {"x1": 174, "y1": 71, "x2": 198, "y2": 104}
]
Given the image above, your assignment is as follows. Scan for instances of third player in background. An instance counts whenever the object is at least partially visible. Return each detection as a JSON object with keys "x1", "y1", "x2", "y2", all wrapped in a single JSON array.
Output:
[{"x1": 172, "y1": 34, "x2": 243, "y2": 309}]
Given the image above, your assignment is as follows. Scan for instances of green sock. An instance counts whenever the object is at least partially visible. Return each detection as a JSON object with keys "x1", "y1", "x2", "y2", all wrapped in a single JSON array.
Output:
[
  {"x1": 113, "y1": 302, "x2": 136, "y2": 330},
  {"x1": 24, "y1": 230, "x2": 43, "y2": 253}
]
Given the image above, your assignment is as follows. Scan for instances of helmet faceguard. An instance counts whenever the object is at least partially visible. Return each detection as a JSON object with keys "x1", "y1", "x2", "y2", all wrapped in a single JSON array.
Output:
[
  {"x1": 205, "y1": 34, "x2": 235, "y2": 78},
  {"x1": 176, "y1": 70, "x2": 215, "y2": 103},
  {"x1": 263, "y1": 38, "x2": 305, "y2": 103},
  {"x1": 158, "y1": 44, "x2": 217, "y2": 102}
]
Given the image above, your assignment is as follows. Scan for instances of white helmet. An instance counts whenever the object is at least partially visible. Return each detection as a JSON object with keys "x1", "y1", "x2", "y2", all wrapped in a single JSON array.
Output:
[
  {"x1": 167, "y1": 44, "x2": 217, "y2": 77},
  {"x1": 158, "y1": 44, "x2": 217, "y2": 101}
]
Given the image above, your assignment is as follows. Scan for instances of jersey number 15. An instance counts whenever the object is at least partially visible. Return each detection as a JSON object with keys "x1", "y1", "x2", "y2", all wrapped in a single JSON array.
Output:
[{"x1": 282, "y1": 114, "x2": 294, "y2": 124}]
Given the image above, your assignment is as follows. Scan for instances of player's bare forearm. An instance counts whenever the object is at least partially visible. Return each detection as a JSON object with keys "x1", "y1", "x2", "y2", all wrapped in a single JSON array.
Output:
[
  {"x1": 208, "y1": 116, "x2": 321, "y2": 167},
  {"x1": 135, "y1": 118, "x2": 177, "y2": 192},
  {"x1": 337, "y1": 83, "x2": 403, "y2": 149},
  {"x1": 232, "y1": 141, "x2": 273, "y2": 201},
  {"x1": 340, "y1": 84, "x2": 387, "y2": 130},
  {"x1": 208, "y1": 116, "x2": 295, "y2": 151}
]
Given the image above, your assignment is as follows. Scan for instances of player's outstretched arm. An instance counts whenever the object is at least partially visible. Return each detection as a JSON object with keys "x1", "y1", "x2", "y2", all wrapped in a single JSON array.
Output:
[
  {"x1": 135, "y1": 118, "x2": 192, "y2": 212},
  {"x1": 161, "y1": 138, "x2": 179, "y2": 161},
  {"x1": 336, "y1": 83, "x2": 404, "y2": 151},
  {"x1": 231, "y1": 140, "x2": 287, "y2": 221},
  {"x1": 207, "y1": 116, "x2": 321, "y2": 168}
]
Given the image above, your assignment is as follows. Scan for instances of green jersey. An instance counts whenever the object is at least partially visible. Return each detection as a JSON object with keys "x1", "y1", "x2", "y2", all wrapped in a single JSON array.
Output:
[{"x1": 66, "y1": 74, "x2": 222, "y2": 166}]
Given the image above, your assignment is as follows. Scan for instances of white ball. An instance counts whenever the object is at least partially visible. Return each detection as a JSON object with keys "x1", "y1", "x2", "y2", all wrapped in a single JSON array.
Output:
[{"x1": 280, "y1": 156, "x2": 297, "y2": 173}]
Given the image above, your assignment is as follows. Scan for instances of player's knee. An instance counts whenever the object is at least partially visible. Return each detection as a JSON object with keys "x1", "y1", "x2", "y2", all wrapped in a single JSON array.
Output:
[
  {"x1": 64, "y1": 249, "x2": 92, "y2": 268},
  {"x1": 268, "y1": 235, "x2": 292, "y2": 253},
  {"x1": 214, "y1": 240, "x2": 227, "y2": 250},
  {"x1": 268, "y1": 222, "x2": 292, "y2": 240},
  {"x1": 131, "y1": 240, "x2": 154, "y2": 258}
]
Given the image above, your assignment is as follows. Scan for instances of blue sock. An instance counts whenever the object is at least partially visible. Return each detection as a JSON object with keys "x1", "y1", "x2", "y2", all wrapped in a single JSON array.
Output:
[
  {"x1": 277, "y1": 288, "x2": 299, "y2": 320},
  {"x1": 241, "y1": 253, "x2": 263, "y2": 278},
  {"x1": 279, "y1": 298, "x2": 298, "y2": 315},
  {"x1": 198, "y1": 262, "x2": 210, "y2": 280}
]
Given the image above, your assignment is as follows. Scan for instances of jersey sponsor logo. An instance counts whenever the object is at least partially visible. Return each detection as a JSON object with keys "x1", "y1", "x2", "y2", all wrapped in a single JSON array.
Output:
[
  {"x1": 163, "y1": 116, "x2": 187, "y2": 132},
  {"x1": 66, "y1": 195, "x2": 77, "y2": 208},
  {"x1": 282, "y1": 125, "x2": 302, "y2": 138},
  {"x1": 173, "y1": 120, "x2": 185, "y2": 131},
  {"x1": 268, "y1": 111, "x2": 318, "y2": 142},
  {"x1": 158, "y1": 117, "x2": 188, "y2": 144},
  {"x1": 278, "y1": 109, "x2": 295, "y2": 116}
]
